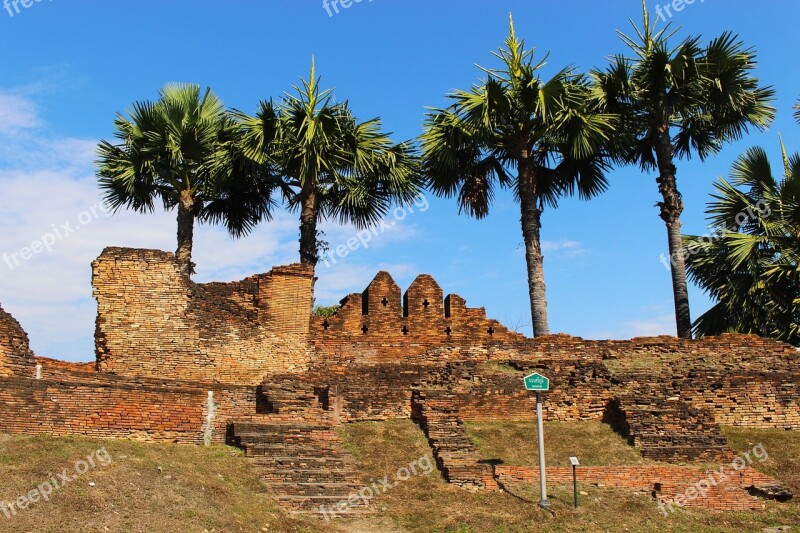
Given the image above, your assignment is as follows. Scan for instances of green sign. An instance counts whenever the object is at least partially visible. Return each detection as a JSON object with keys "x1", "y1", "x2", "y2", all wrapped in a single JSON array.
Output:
[{"x1": 524, "y1": 372, "x2": 550, "y2": 391}]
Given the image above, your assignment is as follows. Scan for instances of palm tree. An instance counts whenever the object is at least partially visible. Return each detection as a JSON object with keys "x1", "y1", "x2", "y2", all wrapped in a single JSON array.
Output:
[
  {"x1": 234, "y1": 61, "x2": 422, "y2": 268},
  {"x1": 685, "y1": 136, "x2": 799, "y2": 345},
  {"x1": 97, "y1": 84, "x2": 271, "y2": 276},
  {"x1": 593, "y1": 2, "x2": 775, "y2": 338},
  {"x1": 420, "y1": 16, "x2": 616, "y2": 337}
]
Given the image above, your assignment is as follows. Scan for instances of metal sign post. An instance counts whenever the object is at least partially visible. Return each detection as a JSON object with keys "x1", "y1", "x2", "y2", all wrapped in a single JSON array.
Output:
[
  {"x1": 524, "y1": 373, "x2": 550, "y2": 510},
  {"x1": 569, "y1": 456, "x2": 580, "y2": 508}
]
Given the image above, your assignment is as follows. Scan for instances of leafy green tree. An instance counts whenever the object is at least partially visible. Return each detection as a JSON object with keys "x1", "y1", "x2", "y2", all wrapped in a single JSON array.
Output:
[
  {"x1": 593, "y1": 2, "x2": 775, "y2": 337},
  {"x1": 685, "y1": 136, "x2": 799, "y2": 346},
  {"x1": 421, "y1": 16, "x2": 616, "y2": 337},
  {"x1": 97, "y1": 84, "x2": 272, "y2": 276},
  {"x1": 313, "y1": 304, "x2": 340, "y2": 317},
  {"x1": 233, "y1": 61, "x2": 422, "y2": 268}
]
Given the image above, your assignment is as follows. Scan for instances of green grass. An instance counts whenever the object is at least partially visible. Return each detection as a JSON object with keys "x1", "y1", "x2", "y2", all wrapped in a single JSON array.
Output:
[
  {"x1": 724, "y1": 427, "x2": 800, "y2": 496},
  {"x1": 465, "y1": 420, "x2": 648, "y2": 467}
]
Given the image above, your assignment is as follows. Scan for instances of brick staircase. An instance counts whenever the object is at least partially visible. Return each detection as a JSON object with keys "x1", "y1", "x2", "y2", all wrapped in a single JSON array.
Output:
[
  {"x1": 230, "y1": 418, "x2": 373, "y2": 517},
  {"x1": 604, "y1": 393, "x2": 729, "y2": 462},
  {"x1": 412, "y1": 389, "x2": 497, "y2": 490},
  {"x1": 228, "y1": 377, "x2": 375, "y2": 518}
]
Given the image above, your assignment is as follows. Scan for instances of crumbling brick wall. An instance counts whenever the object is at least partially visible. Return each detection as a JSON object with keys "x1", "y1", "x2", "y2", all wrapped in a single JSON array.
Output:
[
  {"x1": 310, "y1": 271, "x2": 527, "y2": 363},
  {"x1": 604, "y1": 335, "x2": 800, "y2": 430},
  {"x1": 92, "y1": 248, "x2": 315, "y2": 384},
  {"x1": 0, "y1": 303, "x2": 37, "y2": 377}
]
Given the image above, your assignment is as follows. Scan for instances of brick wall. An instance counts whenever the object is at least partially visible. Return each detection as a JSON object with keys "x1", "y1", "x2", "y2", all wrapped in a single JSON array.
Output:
[
  {"x1": 495, "y1": 465, "x2": 783, "y2": 511},
  {"x1": 604, "y1": 335, "x2": 800, "y2": 430},
  {"x1": 1, "y1": 254, "x2": 799, "y2": 449},
  {"x1": 0, "y1": 372, "x2": 256, "y2": 444},
  {"x1": 92, "y1": 248, "x2": 315, "y2": 384},
  {"x1": 0, "y1": 303, "x2": 37, "y2": 377}
]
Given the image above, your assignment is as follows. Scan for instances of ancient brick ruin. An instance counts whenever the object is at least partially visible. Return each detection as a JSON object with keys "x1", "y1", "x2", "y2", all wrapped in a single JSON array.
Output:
[{"x1": 0, "y1": 247, "x2": 798, "y2": 516}]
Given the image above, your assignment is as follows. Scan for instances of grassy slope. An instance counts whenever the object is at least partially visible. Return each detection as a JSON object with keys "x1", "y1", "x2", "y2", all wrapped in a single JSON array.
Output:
[
  {"x1": 339, "y1": 420, "x2": 800, "y2": 532},
  {"x1": 0, "y1": 422, "x2": 797, "y2": 533},
  {"x1": 466, "y1": 420, "x2": 648, "y2": 467},
  {"x1": 0, "y1": 433, "x2": 318, "y2": 533}
]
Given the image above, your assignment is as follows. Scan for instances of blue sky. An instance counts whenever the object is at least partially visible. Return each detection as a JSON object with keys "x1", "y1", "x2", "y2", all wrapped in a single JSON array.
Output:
[{"x1": 0, "y1": 0, "x2": 798, "y2": 362}]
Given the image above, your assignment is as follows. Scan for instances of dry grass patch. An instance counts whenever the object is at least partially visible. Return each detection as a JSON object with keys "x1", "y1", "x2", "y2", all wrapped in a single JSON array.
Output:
[{"x1": 0, "y1": 433, "x2": 319, "y2": 533}]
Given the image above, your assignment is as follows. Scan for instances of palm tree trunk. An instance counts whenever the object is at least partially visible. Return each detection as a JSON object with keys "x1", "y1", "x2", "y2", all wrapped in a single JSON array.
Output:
[
  {"x1": 654, "y1": 126, "x2": 692, "y2": 339},
  {"x1": 176, "y1": 189, "x2": 196, "y2": 277},
  {"x1": 519, "y1": 159, "x2": 550, "y2": 337},
  {"x1": 299, "y1": 187, "x2": 319, "y2": 267}
]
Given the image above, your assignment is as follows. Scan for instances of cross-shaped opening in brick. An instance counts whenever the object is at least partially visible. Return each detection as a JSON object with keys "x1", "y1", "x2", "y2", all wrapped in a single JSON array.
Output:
[
  {"x1": 401, "y1": 326, "x2": 409, "y2": 336},
  {"x1": 381, "y1": 297, "x2": 389, "y2": 307},
  {"x1": 422, "y1": 299, "x2": 430, "y2": 309},
  {"x1": 444, "y1": 326, "x2": 452, "y2": 336},
  {"x1": 361, "y1": 324, "x2": 368, "y2": 334},
  {"x1": 487, "y1": 326, "x2": 494, "y2": 336}
]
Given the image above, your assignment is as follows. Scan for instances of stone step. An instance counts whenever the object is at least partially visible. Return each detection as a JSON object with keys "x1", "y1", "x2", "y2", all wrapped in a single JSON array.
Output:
[
  {"x1": 426, "y1": 432, "x2": 472, "y2": 440},
  {"x1": 633, "y1": 433, "x2": 728, "y2": 444},
  {"x1": 259, "y1": 470, "x2": 355, "y2": 483},
  {"x1": 237, "y1": 435, "x2": 342, "y2": 447},
  {"x1": 248, "y1": 456, "x2": 351, "y2": 469},
  {"x1": 244, "y1": 444, "x2": 346, "y2": 457},
  {"x1": 239, "y1": 438, "x2": 343, "y2": 451},
  {"x1": 283, "y1": 503, "x2": 378, "y2": 518},
  {"x1": 640, "y1": 445, "x2": 727, "y2": 457},
  {"x1": 273, "y1": 494, "x2": 374, "y2": 510},
  {"x1": 231, "y1": 422, "x2": 333, "y2": 434},
  {"x1": 263, "y1": 482, "x2": 363, "y2": 497},
  {"x1": 234, "y1": 426, "x2": 336, "y2": 436}
]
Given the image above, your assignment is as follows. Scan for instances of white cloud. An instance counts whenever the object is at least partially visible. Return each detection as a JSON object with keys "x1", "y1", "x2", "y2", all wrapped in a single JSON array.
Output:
[
  {"x1": 513, "y1": 239, "x2": 588, "y2": 258},
  {"x1": 619, "y1": 314, "x2": 676, "y2": 338},
  {"x1": 0, "y1": 93, "x2": 39, "y2": 136},
  {"x1": 541, "y1": 240, "x2": 583, "y2": 253},
  {"x1": 583, "y1": 306, "x2": 676, "y2": 339},
  {"x1": 315, "y1": 261, "x2": 418, "y2": 305}
]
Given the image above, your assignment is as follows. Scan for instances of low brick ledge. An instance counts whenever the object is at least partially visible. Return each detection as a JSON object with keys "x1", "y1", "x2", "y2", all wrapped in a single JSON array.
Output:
[{"x1": 495, "y1": 465, "x2": 792, "y2": 511}]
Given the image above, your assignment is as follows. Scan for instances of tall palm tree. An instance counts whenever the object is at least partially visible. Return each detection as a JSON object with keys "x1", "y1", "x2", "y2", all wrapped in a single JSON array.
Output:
[
  {"x1": 593, "y1": 2, "x2": 775, "y2": 338},
  {"x1": 234, "y1": 61, "x2": 422, "y2": 268},
  {"x1": 97, "y1": 84, "x2": 270, "y2": 276},
  {"x1": 421, "y1": 16, "x2": 616, "y2": 337},
  {"x1": 685, "y1": 136, "x2": 800, "y2": 346}
]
